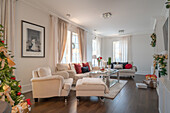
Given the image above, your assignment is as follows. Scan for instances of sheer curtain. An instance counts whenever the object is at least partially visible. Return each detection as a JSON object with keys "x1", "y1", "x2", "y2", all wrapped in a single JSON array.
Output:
[
  {"x1": 113, "y1": 36, "x2": 131, "y2": 62},
  {"x1": 0, "y1": 0, "x2": 16, "y2": 54}
]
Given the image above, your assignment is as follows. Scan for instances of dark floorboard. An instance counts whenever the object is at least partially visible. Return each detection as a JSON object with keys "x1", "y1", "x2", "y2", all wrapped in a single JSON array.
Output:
[{"x1": 24, "y1": 75, "x2": 159, "y2": 113}]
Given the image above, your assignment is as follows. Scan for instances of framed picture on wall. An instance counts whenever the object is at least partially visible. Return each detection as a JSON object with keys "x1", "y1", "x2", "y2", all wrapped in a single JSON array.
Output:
[{"x1": 21, "y1": 20, "x2": 45, "y2": 58}]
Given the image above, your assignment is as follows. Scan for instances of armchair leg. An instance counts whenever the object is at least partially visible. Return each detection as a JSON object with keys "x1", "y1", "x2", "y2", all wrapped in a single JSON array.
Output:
[
  {"x1": 64, "y1": 97, "x2": 67, "y2": 103},
  {"x1": 34, "y1": 98, "x2": 38, "y2": 102},
  {"x1": 76, "y1": 96, "x2": 80, "y2": 101},
  {"x1": 99, "y1": 97, "x2": 105, "y2": 102}
]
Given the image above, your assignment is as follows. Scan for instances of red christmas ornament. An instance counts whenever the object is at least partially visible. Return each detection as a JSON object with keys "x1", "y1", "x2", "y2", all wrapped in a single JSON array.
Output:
[
  {"x1": 26, "y1": 99, "x2": 32, "y2": 105},
  {"x1": 17, "y1": 92, "x2": 21, "y2": 96},
  {"x1": 100, "y1": 57, "x2": 102, "y2": 59},
  {"x1": 1, "y1": 40, "x2": 4, "y2": 43},
  {"x1": 18, "y1": 85, "x2": 21, "y2": 88},
  {"x1": 10, "y1": 77, "x2": 16, "y2": 80}
]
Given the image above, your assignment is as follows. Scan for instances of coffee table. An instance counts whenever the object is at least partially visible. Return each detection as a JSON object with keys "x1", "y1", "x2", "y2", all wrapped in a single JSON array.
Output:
[{"x1": 89, "y1": 69, "x2": 119, "y2": 88}]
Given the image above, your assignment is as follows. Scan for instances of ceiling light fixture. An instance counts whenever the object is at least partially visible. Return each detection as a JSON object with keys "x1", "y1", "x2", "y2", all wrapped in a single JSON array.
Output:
[
  {"x1": 66, "y1": 14, "x2": 71, "y2": 18},
  {"x1": 119, "y1": 30, "x2": 124, "y2": 33},
  {"x1": 103, "y1": 12, "x2": 112, "y2": 19}
]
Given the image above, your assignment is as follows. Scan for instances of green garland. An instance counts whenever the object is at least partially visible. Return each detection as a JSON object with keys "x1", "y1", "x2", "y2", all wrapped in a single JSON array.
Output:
[
  {"x1": 166, "y1": 0, "x2": 170, "y2": 8},
  {"x1": 153, "y1": 54, "x2": 168, "y2": 76},
  {"x1": 150, "y1": 33, "x2": 156, "y2": 47}
]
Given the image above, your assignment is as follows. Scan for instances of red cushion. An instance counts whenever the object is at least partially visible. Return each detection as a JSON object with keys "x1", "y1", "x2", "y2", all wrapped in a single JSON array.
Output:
[
  {"x1": 74, "y1": 64, "x2": 82, "y2": 74},
  {"x1": 125, "y1": 64, "x2": 132, "y2": 69},
  {"x1": 82, "y1": 62, "x2": 91, "y2": 71}
]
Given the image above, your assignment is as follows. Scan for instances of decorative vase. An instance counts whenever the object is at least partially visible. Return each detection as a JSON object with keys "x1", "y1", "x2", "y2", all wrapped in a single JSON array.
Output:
[{"x1": 98, "y1": 61, "x2": 100, "y2": 67}]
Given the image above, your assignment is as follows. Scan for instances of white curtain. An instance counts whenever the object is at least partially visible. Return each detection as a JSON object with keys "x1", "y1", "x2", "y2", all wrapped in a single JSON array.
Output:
[
  {"x1": 96, "y1": 37, "x2": 101, "y2": 57},
  {"x1": 50, "y1": 15, "x2": 58, "y2": 71},
  {"x1": 0, "y1": 0, "x2": 16, "y2": 54},
  {"x1": 58, "y1": 18, "x2": 68, "y2": 63},
  {"x1": 113, "y1": 36, "x2": 132, "y2": 62},
  {"x1": 78, "y1": 27, "x2": 87, "y2": 63}
]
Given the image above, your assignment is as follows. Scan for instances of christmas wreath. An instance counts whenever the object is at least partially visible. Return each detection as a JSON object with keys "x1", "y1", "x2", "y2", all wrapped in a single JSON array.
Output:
[{"x1": 150, "y1": 33, "x2": 156, "y2": 47}]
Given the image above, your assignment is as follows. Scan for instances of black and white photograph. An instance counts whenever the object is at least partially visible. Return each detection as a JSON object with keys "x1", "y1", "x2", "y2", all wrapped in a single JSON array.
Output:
[{"x1": 21, "y1": 20, "x2": 45, "y2": 57}]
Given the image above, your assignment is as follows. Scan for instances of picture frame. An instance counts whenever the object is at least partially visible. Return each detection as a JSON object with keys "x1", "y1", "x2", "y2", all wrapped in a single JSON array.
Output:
[{"x1": 21, "y1": 20, "x2": 45, "y2": 58}]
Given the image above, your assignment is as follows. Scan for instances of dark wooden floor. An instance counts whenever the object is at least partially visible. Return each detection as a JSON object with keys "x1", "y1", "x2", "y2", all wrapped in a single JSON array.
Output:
[{"x1": 24, "y1": 75, "x2": 159, "y2": 113}]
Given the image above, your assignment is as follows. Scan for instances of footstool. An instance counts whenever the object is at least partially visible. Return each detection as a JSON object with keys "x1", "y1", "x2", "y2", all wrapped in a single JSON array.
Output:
[{"x1": 76, "y1": 78, "x2": 107, "y2": 99}]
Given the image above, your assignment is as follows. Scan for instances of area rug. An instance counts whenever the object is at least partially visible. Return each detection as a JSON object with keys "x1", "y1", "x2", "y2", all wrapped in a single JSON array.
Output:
[{"x1": 104, "y1": 80, "x2": 127, "y2": 99}]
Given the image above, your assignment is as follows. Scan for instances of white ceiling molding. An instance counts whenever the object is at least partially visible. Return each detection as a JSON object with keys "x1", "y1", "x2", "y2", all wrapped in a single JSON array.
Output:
[
  {"x1": 19, "y1": 0, "x2": 93, "y2": 34},
  {"x1": 21, "y1": 0, "x2": 164, "y2": 37}
]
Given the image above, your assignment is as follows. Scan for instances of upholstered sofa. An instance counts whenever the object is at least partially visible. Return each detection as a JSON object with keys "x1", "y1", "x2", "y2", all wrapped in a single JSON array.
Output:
[
  {"x1": 31, "y1": 67, "x2": 73, "y2": 102},
  {"x1": 110, "y1": 62, "x2": 137, "y2": 77},
  {"x1": 55, "y1": 62, "x2": 99, "y2": 84}
]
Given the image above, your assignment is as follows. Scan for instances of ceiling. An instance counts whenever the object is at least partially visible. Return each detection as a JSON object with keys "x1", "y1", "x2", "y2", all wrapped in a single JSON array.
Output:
[{"x1": 28, "y1": 0, "x2": 165, "y2": 37}]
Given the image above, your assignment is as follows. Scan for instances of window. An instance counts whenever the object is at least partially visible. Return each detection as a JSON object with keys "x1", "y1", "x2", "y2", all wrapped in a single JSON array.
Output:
[
  {"x1": 72, "y1": 32, "x2": 80, "y2": 63},
  {"x1": 92, "y1": 39, "x2": 97, "y2": 66},
  {"x1": 92, "y1": 39, "x2": 97, "y2": 55},
  {"x1": 113, "y1": 39, "x2": 128, "y2": 62},
  {"x1": 62, "y1": 31, "x2": 80, "y2": 63}
]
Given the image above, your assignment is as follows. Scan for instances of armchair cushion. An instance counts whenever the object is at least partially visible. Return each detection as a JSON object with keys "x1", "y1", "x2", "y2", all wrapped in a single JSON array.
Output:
[
  {"x1": 63, "y1": 78, "x2": 73, "y2": 90},
  {"x1": 53, "y1": 71, "x2": 69, "y2": 79},
  {"x1": 38, "y1": 67, "x2": 52, "y2": 77},
  {"x1": 66, "y1": 70, "x2": 76, "y2": 78}
]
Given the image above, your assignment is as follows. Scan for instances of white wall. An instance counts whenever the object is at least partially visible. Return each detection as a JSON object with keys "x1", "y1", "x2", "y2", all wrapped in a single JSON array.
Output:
[
  {"x1": 101, "y1": 34, "x2": 154, "y2": 75},
  {"x1": 15, "y1": 1, "x2": 53, "y2": 93},
  {"x1": 15, "y1": 1, "x2": 94, "y2": 92},
  {"x1": 131, "y1": 34, "x2": 154, "y2": 75}
]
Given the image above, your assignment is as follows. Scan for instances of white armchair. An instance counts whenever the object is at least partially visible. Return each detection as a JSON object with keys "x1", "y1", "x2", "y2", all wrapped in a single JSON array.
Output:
[{"x1": 31, "y1": 67, "x2": 73, "y2": 102}]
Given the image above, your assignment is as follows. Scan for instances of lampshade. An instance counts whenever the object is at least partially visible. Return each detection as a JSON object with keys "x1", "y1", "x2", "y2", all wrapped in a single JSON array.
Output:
[{"x1": 92, "y1": 55, "x2": 97, "y2": 59}]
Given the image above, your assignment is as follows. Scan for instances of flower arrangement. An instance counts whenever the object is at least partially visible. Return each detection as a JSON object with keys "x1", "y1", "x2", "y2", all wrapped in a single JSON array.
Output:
[
  {"x1": 145, "y1": 74, "x2": 157, "y2": 81},
  {"x1": 153, "y1": 54, "x2": 168, "y2": 76},
  {"x1": 150, "y1": 33, "x2": 156, "y2": 47},
  {"x1": 97, "y1": 57, "x2": 102, "y2": 62},
  {"x1": 166, "y1": 0, "x2": 170, "y2": 8}
]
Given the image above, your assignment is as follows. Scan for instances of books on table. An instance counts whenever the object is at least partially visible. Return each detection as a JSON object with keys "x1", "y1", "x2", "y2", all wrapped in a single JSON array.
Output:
[{"x1": 136, "y1": 83, "x2": 147, "y2": 89}]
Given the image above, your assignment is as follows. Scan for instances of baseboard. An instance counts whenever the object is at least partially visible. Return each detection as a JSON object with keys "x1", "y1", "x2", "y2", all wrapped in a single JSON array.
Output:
[
  {"x1": 22, "y1": 84, "x2": 32, "y2": 93},
  {"x1": 136, "y1": 72, "x2": 150, "y2": 75}
]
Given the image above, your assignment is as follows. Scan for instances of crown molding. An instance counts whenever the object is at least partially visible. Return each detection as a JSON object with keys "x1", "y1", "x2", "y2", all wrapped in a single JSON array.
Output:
[{"x1": 18, "y1": 0, "x2": 93, "y2": 34}]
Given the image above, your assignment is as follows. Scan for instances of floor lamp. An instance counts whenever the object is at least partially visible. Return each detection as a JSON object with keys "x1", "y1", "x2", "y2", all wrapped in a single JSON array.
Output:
[{"x1": 92, "y1": 55, "x2": 97, "y2": 66}]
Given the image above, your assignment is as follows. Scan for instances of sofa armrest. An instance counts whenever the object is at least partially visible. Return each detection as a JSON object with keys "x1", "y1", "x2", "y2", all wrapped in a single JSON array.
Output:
[
  {"x1": 53, "y1": 71, "x2": 69, "y2": 79},
  {"x1": 132, "y1": 66, "x2": 137, "y2": 72},
  {"x1": 66, "y1": 70, "x2": 76, "y2": 78}
]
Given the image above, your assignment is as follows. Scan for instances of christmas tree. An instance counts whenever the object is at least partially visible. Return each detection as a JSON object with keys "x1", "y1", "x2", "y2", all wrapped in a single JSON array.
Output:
[{"x1": 0, "y1": 24, "x2": 30, "y2": 109}]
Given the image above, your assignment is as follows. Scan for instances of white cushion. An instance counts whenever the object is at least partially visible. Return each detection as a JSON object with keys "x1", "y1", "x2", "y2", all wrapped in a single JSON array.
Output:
[
  {"x1": 69, "y1": 64, "x2": 76, "y2": 73},
  {"x1": 88, "y1": 62, "x2": 93, "y2": 71},
  {"x1": 114, "y1": 64, "x2": 123, "y2": 69},
  {"x1": 38, "y1": 67, "x2": 52, "y2": 77},
  {"x1": 76, "y1": 79, "x2": 105, "y2": 91},
  {"x1": 56, "y1": 64, "x2": 69, "y2": 71}
]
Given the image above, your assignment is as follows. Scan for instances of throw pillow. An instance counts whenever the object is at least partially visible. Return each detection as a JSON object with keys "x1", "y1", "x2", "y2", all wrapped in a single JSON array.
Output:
[
  {"x1": 74, "y1": 64, "x2": 82, "y2": 74},
  {"x1": 81, "y1": 66, "x2": 90, "y2": 73},
  {"x1": 69, "y1": 64, "x2": 76, "y2": 73},
  {"x1": 88, "y1": 62, "x2": 93, "y2": 71},
  {"x1": 118, "y1": 62, "x2": 128, "y2": 69},
  {"x1": 114, "y1": 64, "x2": 123, "y2": 69},
  {"x1": 38, "y1": 67, "x2": 52, "y2": 77},
  {"x1": 56, "y1": 64, "x2": 69, "y2": 71},
  {"x1": 125, "y1": 64, "x2": 132, "y2": 69},
  {"x1": 82, "y1": 62, "x2": 91, "y2": 71},
  {"x1": 111, "y1": 62, "x2": 116, "y2": 69}
]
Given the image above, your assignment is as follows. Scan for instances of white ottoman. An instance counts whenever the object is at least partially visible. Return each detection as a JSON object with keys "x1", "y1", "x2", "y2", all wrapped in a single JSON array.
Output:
[{"x1": 76, "y1": 79, "x2": 106, "y2": 98}]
